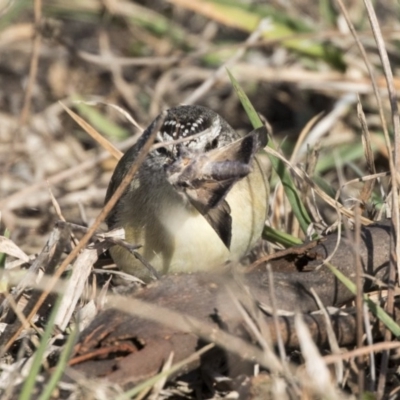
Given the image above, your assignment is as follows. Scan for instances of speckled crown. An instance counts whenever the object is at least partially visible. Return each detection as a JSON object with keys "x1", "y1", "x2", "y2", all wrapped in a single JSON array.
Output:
[{"x1": 154, "y1": 105, "x2": 239, "y2": 154}]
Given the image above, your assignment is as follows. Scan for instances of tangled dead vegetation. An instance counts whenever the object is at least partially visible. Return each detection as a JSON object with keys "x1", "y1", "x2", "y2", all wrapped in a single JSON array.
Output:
[{"x1": 1, "y1": 0, "x2": 400, "y2": 399}]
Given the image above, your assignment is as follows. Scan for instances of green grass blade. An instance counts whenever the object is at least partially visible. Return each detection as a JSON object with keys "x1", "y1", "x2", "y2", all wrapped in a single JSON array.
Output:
[
  {"x1": 227, "y1": 69, "x2": 312, "y2": 235},
  {"x1": 19, "y1": 295, "x2": 63, "y2": 400},
  {"x1": 315, "y1": 142, "x2": 376, "y2": 174},
  {"x1": 38, "y1": 324, "x2": 78, "y2": 400},
  {"x1": 0, "y1": 228, "x2": 11, "y2": 269},
  {"x1": 73, "y1": 101, "x2": 129, "y2": 141},
  {"x1": 0, "y1": 0, "x2": 31, "y2": 31},
  {"x1": 189, "y1": 0, "x2": 343, "y2": 64},
  {"x1": 326, "y1": 262, "x2": 400, "y2": 338},
  {"x1": 263, "y1": 226, "x2": 302, "y2": 247},
  {"x1": 227, "y1": 70, "x2": 263, "y2": 130}
]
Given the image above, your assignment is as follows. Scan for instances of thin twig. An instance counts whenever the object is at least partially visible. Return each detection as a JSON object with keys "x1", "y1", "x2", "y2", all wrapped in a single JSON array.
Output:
[
  {"x1": 183, "y1": 19, "x2": 270, "y2": 105},
  {"x1": 323, "y1": 341, "x2": 400, "y2": 365},
  {"x1": 18, "y1": 0, "x2": 42, "y2": 126},
  {"x1": 354, "y1": 206, "x2": 365, "y2": 396}
]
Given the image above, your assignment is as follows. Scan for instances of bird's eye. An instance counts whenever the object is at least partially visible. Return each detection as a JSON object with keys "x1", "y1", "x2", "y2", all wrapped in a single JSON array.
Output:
[
  {"x1": 205, "y1": 138, "x2": 218, "y2": 151},
  {"x1": 156, "y1": 146, "x2": 168, "y2": 156}
]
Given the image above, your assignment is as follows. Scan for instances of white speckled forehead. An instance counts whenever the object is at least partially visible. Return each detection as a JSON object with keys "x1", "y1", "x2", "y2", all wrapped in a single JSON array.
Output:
[{"x1": 158, "y1": 114, "x2": 222, "y2": 153}]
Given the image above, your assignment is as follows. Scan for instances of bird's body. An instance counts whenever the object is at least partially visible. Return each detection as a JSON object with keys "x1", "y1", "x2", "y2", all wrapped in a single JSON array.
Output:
[{"x1": 106, "y1": 105, "x2": 269, "y2": 280}]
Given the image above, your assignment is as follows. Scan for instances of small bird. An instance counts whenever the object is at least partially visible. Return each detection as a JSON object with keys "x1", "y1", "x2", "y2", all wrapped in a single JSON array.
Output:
[{"x1": 105, "y1": 105, "x2": 269, "y2": 280}]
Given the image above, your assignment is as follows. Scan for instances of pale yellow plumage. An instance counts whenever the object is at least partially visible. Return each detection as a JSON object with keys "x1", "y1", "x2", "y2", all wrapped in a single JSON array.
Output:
[
  {"x1": 110, "y1": 155, "x2": 268, "y2": 279},
  {"x1": 106, "y1": 106, "x2": 269, "y2": 281}
]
